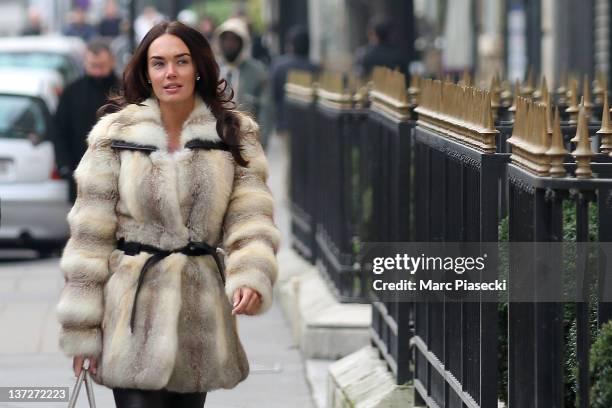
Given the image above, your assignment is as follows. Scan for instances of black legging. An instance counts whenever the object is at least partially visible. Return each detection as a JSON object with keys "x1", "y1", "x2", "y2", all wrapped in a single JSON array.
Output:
[{"x1": 112, "y1": 388, "x2": 206, "y2": 408}]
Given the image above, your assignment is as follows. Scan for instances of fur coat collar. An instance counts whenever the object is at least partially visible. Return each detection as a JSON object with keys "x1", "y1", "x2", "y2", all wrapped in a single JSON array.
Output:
[{"x1": 91, "y1": 96, "x2": 223, "y2": 149}]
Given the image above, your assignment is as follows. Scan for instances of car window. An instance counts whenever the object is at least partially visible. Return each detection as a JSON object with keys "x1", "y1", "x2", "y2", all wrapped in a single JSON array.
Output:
[
  {"x1": 0, "y1": 53, "x2": 72, "y2": 83},
  {"x1": 0, "y1": 95, "x2": 47, "y2": 141}
]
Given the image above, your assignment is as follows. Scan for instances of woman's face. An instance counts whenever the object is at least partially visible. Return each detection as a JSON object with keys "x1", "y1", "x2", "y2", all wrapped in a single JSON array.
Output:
[{"x1": 147, "y1": 33, "x2": 198, "y2": 106}]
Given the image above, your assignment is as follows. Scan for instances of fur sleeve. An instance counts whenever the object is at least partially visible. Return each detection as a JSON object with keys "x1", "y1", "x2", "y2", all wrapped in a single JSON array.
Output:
[
  {"x1": 56, "y1": 116, "x2": 120, "y2": 357},
  {"x1": 222, "y1": 114, "x2": 281, "y2": 314}
]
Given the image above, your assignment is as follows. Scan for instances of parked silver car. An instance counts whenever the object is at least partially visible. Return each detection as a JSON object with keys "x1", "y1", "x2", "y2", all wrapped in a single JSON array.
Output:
[
  {"x1": 0, "y1": 69, "x2": 71, "y2": 256},
  {"x1": 0, "y1": 35, "x2": 85, "y2": 88}
]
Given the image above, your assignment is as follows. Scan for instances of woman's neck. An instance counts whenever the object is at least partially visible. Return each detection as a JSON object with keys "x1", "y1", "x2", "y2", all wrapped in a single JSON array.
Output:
[{"x1": 159, "y1": 97, "x2": 195, "y2": 151}]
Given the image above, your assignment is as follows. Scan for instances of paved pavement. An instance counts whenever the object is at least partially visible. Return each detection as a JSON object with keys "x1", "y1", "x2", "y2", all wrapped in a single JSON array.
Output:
[{"x1": 0, "y1": 133, "x2": 315, "y2": 408}]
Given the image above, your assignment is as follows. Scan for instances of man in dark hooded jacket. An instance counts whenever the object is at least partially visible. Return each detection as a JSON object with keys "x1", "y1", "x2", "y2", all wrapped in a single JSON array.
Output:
[
  {"x1": 54, "y1": 38, "x2": 119, "y2": 202},
  {"x1": 214, "y1": 18, "x2": 271, "y2": 147}
]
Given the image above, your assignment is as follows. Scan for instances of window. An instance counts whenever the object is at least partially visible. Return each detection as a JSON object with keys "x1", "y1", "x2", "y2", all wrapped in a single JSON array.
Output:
[
  {"x1": 0, "y1": 53, "x2": 72, "y2": 83},
  {"x1": 0, "y1": 95, "x2": 47, "y2": 141}
]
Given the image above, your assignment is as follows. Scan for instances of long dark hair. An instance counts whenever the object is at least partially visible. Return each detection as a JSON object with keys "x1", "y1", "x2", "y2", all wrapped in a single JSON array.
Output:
[{"x1": 101, "y1": 21, "x2": 247, "y2": 166}]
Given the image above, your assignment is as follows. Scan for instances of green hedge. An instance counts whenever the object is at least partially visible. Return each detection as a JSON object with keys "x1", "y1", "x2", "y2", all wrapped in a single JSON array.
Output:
[
  {"x1": 497, "y1": 200, "x2": 605, "y2": 406},
  {"x1": 590, "y1": 321, "x2": 612, "y2": 407}
]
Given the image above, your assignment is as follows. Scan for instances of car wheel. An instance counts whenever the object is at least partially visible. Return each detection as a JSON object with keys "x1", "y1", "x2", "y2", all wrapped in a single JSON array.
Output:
[
  {"x1": 37, "y1": 248, "x2": 55, "y2": 258},
  {"x1": 36, "y1": 243, "x2": 63, "y2": 259}
]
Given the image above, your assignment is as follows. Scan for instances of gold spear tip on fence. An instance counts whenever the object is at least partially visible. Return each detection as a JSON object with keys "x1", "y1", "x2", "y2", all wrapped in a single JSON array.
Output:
[
  {"x1": 490, "y1": 75, "x2": 501, "y2": 108},
  {"x1": 565, "y1": 78, "x2": 579, "y2": 123},
  {"x1": 598, "y1": 70, "x2": 607, "y2": 87},
  {"x1": 533, "y1": 76, "x2": 547, "y2": 101},
  {"x1": 557, "y1": 71, "x2": 568, "y2": 97},
  {"x1": 583, "y1": 74, "x2": 593, "y2": 111},
  {"x1": 569, "y1": 77, "x2": 579, "y2": 104},
  {"x1": 570, "y1": 97, "x2": 585, "y2": 143},
  {"x1": 509, "y1": 79, "x2": 520, "y2": 113},
  {"x1": 521, "y1": 67, "x2": 535, "y2": 96},
  {"x1": 545, "y1": 91, "x2": 553, "y2": 135},
  {"x1": 370, "y1": 67, "x2": 408, "y2": 117},
  {"x1": 572, "y1": 106, "x2": 593, "y2": 155},
  {"x1": 547, "y1": 107, "x2": 567, "y2": 155},
  {"x1": 595, "y1": 69, "x2": 603, "y2": 88},
  {"x1": 459, "y1": 70, "x2": 471, "y2": 86},
  {"x1": 484, "y1": 91, "x2": 496, "y2": 130},
  {"x1": 500, "y1": 79, "x2": 512, "y2": 106},
  {"x1": 594, "y1": 70, "x2": 606, "y2": 103},
  {"x1": 572, "y1": 106, "x2": 594, "y2": 179},
  {"x1": 598, "y1": 92, "x2": 612, "y2": 154},
  {"x1": 547, "y1": 107, "x2": 568, "y2": 177},
  {"x1": 537, "y1": 102, "x2": 551, "y2": 152},
  {"x1": 599, "y1": 91, "x2": 612, "y2": 133},
  {"x1": 515, "y1": 95, "x2": 524, "y2": 140},
  {"x1": 522, "y1": 97, "x2": 531, "y2": 145},
  {"x1": 521, "y1": 97, "x2": 530, "y2": 144},
  {"x1": 526, "y1": 99, "x2": 536, "y2": 149},
  {"x1": 517, "y1": 97, "x2": 526, "y2": 141}
]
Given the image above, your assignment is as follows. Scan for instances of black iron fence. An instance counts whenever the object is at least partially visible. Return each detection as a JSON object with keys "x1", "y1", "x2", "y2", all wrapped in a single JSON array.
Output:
[
  {"x1": 409, "y1": 80, "x2": 507, "y2": 407},
  {"x1": 312, "y1": 102, "x2": 370, "y2": 302},
  {"x1": 287, "y1": 90, "x2": 317, "y2": 263},
  {"x1": 503, "y1": 96, "x2": 612, "y2": 407},
  {"x1": 366, "y1": 74, "x2": 416, "y2": 384},
  {"x1": 286, "y1": 68, "x2": 612, "y2": 407}
]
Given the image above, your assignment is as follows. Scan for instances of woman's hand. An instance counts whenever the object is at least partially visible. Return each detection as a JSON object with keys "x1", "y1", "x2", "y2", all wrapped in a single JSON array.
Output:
[
  {"x1": 232, "y1": 287, "x2": 262, "y2": 315},
  {"x1": 73, "y1": 356, "x2": 98, "y2": 377}
]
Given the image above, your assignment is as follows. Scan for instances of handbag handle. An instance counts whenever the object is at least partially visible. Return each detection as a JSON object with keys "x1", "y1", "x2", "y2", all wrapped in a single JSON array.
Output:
[{"x1": 67, "y1": 358, "x2": 97, "y2": 408}]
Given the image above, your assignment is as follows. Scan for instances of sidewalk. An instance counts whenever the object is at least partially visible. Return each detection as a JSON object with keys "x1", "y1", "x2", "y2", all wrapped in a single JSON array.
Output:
[{"x1": 0, "y1": 133, "x2": 315, "y2": 408}]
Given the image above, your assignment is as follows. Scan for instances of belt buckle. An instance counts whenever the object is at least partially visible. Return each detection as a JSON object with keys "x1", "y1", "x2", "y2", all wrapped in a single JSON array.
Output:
[
  {"x1": 213, "y1": 247, "x2": 226, "y2": 285},
  {"x1": 216, "y1": 247, "x2": 226, "y2": 273}
]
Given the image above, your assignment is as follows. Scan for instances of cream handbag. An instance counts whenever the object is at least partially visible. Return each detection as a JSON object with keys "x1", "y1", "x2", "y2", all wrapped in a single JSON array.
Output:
[{"x1": 67, "y1": 358, "x2": 96, "y2": 408}]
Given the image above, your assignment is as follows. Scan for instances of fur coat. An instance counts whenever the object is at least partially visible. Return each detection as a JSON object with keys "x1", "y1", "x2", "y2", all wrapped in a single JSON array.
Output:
[{"x1": 55, "y1": 96, "x2": 280, "y2": 393}]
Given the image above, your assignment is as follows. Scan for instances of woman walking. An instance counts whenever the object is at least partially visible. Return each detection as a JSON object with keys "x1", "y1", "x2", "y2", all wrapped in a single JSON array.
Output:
[{"x1": 56, "y1": 21, "x2": 279, "y2": 408}]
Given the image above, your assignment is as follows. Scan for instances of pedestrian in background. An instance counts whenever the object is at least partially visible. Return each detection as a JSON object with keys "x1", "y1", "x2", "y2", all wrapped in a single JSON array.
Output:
[
  {"x1": 110, "y1": 20, "x2": 132, "y2": 76},
  {"x1": 353, "y1": 16, "x2": 407, "y2": 79},
  {"x1": 199, "y1": 16, "x2": 216, "y2": 42},
  {"x1": 21, "y1": 6, "x2": 43, "y2": 36},
  {"x1": 232, "y1": 9, "x2": 272, "y2": 66},
  {"x1": 270, "y1": 25, "x2": 319, "y2": 135},
  {"x1": 54, "y1": 38, "x2": 119, "y2": 202},
  {"x1": 56, "y1": 20, "x2": 278, "y2": 408},
  {"x1": 98, "y1": 0, "x2": 122, "y2": 38},
  {"x1": 214, "y1": 18, "x2": 271, "y2": 148},
  {"x1": 134, "y1": 6, "x2": 165, "y2": 42},
  {"x1": 177, "y1": 9, "x2": 198, "y2": 29},
  {"x1": 63, "y1": 7, "x2": 97, "y2": 41}
]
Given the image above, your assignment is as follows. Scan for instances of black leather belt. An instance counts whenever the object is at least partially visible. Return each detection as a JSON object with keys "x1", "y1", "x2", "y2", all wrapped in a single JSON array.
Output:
[{"x1": 117, "y1": 238, "x2": 225, "y2": 333}]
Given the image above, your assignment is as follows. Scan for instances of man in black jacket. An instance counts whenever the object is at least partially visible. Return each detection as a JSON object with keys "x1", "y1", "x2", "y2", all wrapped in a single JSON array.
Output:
[
  {"x1": 270, "y1": 26, "x2": 319, "y2": 134},
  {"x1": 54, "y1": 39, "x2": 119, "y2": 202},
  {"x1": 353, "y1": 16, "x2": 407, "y2": 80}
]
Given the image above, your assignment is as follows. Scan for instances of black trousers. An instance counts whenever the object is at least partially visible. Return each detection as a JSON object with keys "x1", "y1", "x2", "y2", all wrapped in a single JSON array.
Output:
[{"x1": 112, "y1": 388, "x2": 206, "y2": 408}]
